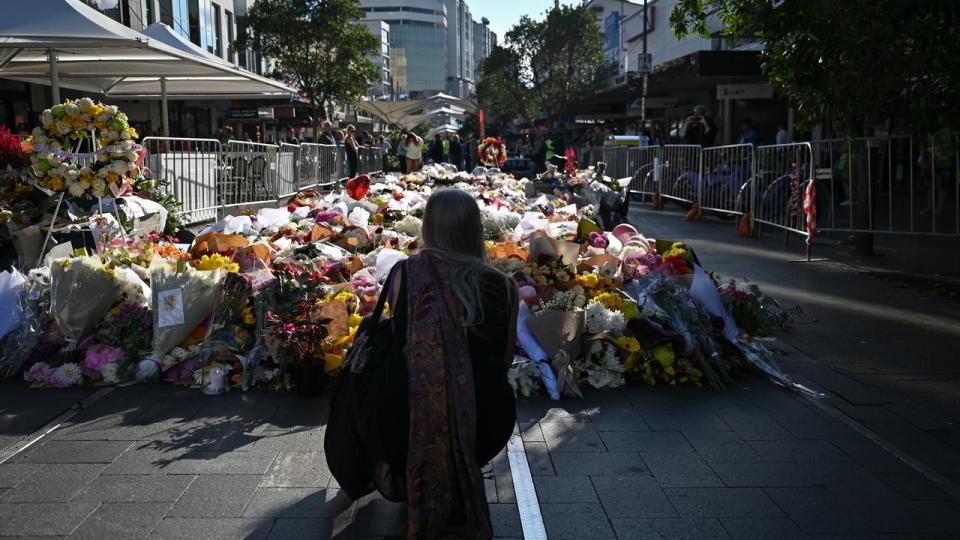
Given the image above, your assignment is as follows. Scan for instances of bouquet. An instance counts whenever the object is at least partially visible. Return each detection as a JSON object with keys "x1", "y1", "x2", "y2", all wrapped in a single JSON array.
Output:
[
  {"x1": 478, "y1": 137, "x2": 507, "y2": 168},
  {"x1": 151, "y1": 263, "x2": 223, "y2": 357},
  {"x1": 49, "y1": 256, "x2": 117, "y2": 342}
]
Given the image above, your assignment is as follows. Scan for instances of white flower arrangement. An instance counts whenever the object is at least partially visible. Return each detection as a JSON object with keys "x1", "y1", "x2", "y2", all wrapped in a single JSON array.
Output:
[
  {"x1": 584, "y1": 302, "x2": 627, "y2": 335},
  {"x1": 507, "y1": 356, "x2": 544, "y2": 397},
  {"x1": 582, "y1": 340, "x2": 626, "y2": 389}
]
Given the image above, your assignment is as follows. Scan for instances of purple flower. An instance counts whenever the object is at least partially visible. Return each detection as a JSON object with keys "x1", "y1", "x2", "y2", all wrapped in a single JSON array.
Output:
[
  {"x1": 84, "y1": 344, "x2": 125, "y2": 372},
  {"x1": 24, "y1": 362, "x2": 53, "y2": 383},
  {"x1": 45, "y1": 363, "x2": 83, "y2": 388},
  {"x1": 315, "y1": 211, "x2": 340, "y2": 223},
  {"x1": 589, "y1": 231, "x2": 609, "y2": 249}
]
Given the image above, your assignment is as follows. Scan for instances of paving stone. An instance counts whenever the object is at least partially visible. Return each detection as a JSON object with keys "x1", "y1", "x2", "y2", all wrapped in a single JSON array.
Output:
[
  {"x1": 163, "y1": 450, "x2": 279, "y2": 475},
  {"x1": 485, "y1": 476, "x2": 497, "y2": 503},
  {"x1": 778, "y1": 420, "x2": 863, "y2": 441},
  {"x1": 54, "y1": 413, "x2": 130, "y2": 441},
  {"x1": 242, "y1": 487, "x2": 353, "y2": 519},
  {"x1": 101, "y1": 446, "x2": 189, "y2": 475},
  {"x1": 748, "y1": 440, "x2": 850, "y2": 462},
  {"x1": 148, "y1": 517, "x2": 274, "y2": 539},
  {"x1": 262, "y1": 401, "x2": 328, "y2": 432},
  {"x1": 642, "y1": 451, "x2": 723, "y2": 487},
  {"x1": 803, "y1": 461, "x2": 899, "y2": 499},
  {"x1": 829, "y1": 437, "x2": 912, "y2": 473},
  {"x1": 763, "y1": 486, "x2": 876, "y2": 534},
  {"x1": 717, "y1": 413, "x2": 795, "y2": 441},
  {"x1": 266, "y1": 518, "x2": 339, "y2": 540},
  {"x1": 18, "y1": 440, "x2": 134, "y2": 464},
  {"x1": 110, "y1": 400, "x2": 207, "y2": 441},
  {"x1": 0, "y1": 463, "x2": 42, "y2": 488},
  {"x1": 845, "y1": 498, "x2": 960, "y2": 535},
  {"x1": 610, "y1": 518, "x2": 731, "y2": 539},
  {"x1": 522, "y1": 441, "x2": 556, "y2": 475},
  {"x1": 550, "y1": 451, "x2": 647, "y2": 476},
  {"x1": 519, "y1": 423, "x2": 545, "y2": 442},
  {"x1": 0, "y1": 502, "x2": 100, "y2": 536},
  {"x1": 260, "y1": 451, "x2": 331, "y2": 488},
  {"x1": 590, "y1": 475, "x2": 676, "y2": 518},
  {"x1": 643, "y1": 414, "x2": 730, "y2": 432},
  {"x1": 709, "y1": 462, "x2": 817, "y2": 488},
  {"x1": 68, "y1": 502, "x2": 171, "y2": 540},
  {"x1": 494, "y1": 475, "x2": 515, "y2": 504},
  {"x1": 539, "y1": 502, "x2": 617, "y2": 540},
  {"x1": 880, "y1": 468, "x2": 956, "y2": 500},
  {"x1": 348, "y1": 494, "x2": 404, "y2": 535},
  {"x1": 1, "y1": 464, "x2": 104, "y2": 502},
  {"x1": 71, "y1": 474, "x2": 195, "y2": 503},
  {"x1": 167, "y1": 474, "x2": 260, "y2": 518},
  {"x1": 588, "y1": 407, "x2": 651, "y2": 432},
  {"x1": 719, "y1": 517, "x2": 808, "y2": 540},
  {"x1": 682, "y1": 431, "x2": 761, "y2": 463},
  {"x1": 665, "y1": 487, "x2": 783, "y2": 518},
  {"x1": 488, "y1": 503, "x2": 522, "y2": 538},
  {"x1": 253, "y1": 429, "x2": 325, "y2": 452},
  {"x1": 599, "y1": 431, "x2": 694, "y2": 454},
  {"x1": 532, "y1": 475, "x2": 598, "y2": 502},
  {"x1": 490, "y1": 449, "x2": 510, "y2": 476},
  {"x1": 540, "y1": 422, "x2": 605, "y2": 452}
]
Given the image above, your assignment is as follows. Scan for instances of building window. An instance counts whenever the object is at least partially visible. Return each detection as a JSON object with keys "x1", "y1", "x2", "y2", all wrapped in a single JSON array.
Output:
[
  {"x1": 225, "y1": 10, "x2": 235, "y2": 62},
  {"x1": 212, "y1": 3, "x2": 223, "y2": 57}
]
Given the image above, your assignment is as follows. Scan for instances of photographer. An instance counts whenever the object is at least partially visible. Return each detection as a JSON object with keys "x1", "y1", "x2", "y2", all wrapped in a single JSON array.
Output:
[{"x1": 681, "y1": 105, "x2": 715, "y2": 146}]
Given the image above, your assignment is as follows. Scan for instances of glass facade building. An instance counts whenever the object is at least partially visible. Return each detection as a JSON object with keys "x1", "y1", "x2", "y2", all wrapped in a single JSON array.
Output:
[{"x1": 389, "y1": 23, "x2": 447, "y2": 96}]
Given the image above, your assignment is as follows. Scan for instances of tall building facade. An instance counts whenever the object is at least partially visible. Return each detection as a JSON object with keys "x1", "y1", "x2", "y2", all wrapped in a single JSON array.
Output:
[
  {"x1": 472, "y1": 18, "x2": 496, "y2": 74},
  {"x1": 364, "y1": 20, "x2": 392, "y2": 99},
  {"x1": 360, "y1": 0, "x2": 485, "y2": 99}
]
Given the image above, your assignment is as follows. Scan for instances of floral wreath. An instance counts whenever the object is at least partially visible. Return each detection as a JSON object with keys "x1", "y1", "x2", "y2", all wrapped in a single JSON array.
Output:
[
  {"x1": 477, "y1": 137, "x2": 507, "y2": 168},
  {"x1": 23, "y1": 98, "x2": 142, "y2": 199}
]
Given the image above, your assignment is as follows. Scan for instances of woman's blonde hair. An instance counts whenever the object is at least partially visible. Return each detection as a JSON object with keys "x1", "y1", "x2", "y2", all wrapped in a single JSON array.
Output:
[{"x1": 421, "y1": 188, "x2": 506, "y2": 325}]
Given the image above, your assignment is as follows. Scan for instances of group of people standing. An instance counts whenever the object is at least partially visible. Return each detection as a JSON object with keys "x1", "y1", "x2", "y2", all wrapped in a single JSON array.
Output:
[{"x1": 397, "y1": 132, "x2": 469, "y2": 174}]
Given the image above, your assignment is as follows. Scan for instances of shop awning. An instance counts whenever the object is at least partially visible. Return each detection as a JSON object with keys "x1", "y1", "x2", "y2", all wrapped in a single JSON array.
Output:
[{"x1": 354, "y1": 93, "x2": 478, "y2": 130}]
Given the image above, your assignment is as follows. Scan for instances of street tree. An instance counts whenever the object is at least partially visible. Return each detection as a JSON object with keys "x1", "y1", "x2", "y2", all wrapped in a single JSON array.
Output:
[
  {"x1": 236, "y1": 0, "x2": 379, "y2": 133},
  {"x1": 476, "y1": 46, "x2": 537, "y2": 130},
  {"x1": 669, "y1": 0, "x2": 960, "y2": 133}
]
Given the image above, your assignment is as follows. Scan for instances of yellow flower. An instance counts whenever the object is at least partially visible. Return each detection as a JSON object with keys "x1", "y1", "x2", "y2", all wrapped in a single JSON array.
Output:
[
  {"x1": 578, "y1": 273, "x2": 599, "y2": 288},
  {"x1": 191, "y1": 253, "x2": 239, "y2": 273},
  {"x1": 347, "y1": 313, "x2": 363, "y2": 328},
  {"x1": 652, "y1": 343, "x2": 675, "y2": 368},
  {"x1": 323, "y1": 353, "x2": 343, "y2": 373},
  {"x1": 591, "y1": 292, "x2": 622, "y2": 312},
  {"x1": 241, "y1": 306, "x2": 256, "y2": 326},
  {"x1": 616, "y1": 336, "x2": 641, "y2": 353},
  {"x1": 620, "y1": 299, "x2": 638, "y2": 320}
]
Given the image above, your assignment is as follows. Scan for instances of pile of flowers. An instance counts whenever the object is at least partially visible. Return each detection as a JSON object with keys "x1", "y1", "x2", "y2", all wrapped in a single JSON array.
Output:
[{"x1": 0, "y1": 156, "x2": 811, "y2": 398}]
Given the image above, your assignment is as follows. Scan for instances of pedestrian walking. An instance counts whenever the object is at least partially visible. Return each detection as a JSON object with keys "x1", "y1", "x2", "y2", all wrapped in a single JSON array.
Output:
[
  {"x1": 430, "y1": 134, "x2": 445, "y2": 164},
  {"x1": 345, "y1": 125, "x2": 359, "y2": 177},
  {"x1": 449, "y1": 133, "x2": 463, "y2": 170},
  {"x1": 775, "y1": 123, "x2": 792, "y2": 145},
  {"x1": 326, "y1": 188, "x2": 518, "y2": 539},
  {"x1": 404, "y1": 132, "x2": 423, "y2": 173},
  {"x1": 737, "y1": 118, "x2": 760, "y2": 146}
]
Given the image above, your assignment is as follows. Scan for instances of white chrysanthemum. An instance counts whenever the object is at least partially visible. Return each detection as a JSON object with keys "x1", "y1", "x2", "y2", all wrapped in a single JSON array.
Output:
[
  {"x1": 64, "y1": 102, "x2": 80, "y2": 116},
  {"x1": 394, "y1": 215, "x2": 422, "y2": 237},
  {"x1": 77, "y1": 97, "x2": 95, "y2": 110},
  {"x1": 92, "y1": 179, "x2": 107, "y2": 197},
  {"x1": 101, "y1": 363, "x2": 120, "y2": 384},
  {"x1": 67, "y1": 181, "x2": 86, "y2": 197}
]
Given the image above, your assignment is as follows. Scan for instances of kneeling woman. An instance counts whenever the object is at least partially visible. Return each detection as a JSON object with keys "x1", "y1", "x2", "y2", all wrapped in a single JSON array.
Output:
[{"x1": 329, "y1": 188, "x2": 518, "y2": 539}]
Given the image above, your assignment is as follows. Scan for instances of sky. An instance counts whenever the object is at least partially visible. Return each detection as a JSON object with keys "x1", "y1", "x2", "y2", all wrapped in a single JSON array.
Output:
[{"x1": 470, "y1": 0, "x2": 559, "y2": 43}]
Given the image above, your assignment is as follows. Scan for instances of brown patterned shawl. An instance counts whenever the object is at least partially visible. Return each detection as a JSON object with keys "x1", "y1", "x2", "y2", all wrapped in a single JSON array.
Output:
[{"x1": 403, "y1": 251, "x2": 493, "y2": 539}]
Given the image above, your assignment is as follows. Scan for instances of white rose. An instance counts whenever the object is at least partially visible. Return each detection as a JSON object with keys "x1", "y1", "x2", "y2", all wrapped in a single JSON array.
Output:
[
  {"x1": 40, "y1": 112, "x2": 54, "y2": 127},
  {"x1": 65, "y1": 103, "x2": 80, "y2": 116},
  {"x1": 78, "y1": 97, "x2": 95, "y2": 110},
  {"x1": 92, "y1": 179, "x2": 107, "y2": 197},
  {"x1": 100, "y1": 363, "x2": 120, "y2": 384},
  {"x1": 63, "y1": 168, "x2": 80, "y2": 181},
  {"x1": 106, "y1": 105, "x2": 119, "y2": 116},
  {"x1": 56, "y1": 121, "x2": 70, "y2": 135},
  {"x1": 96, "y1": 113, "x2": 112, "y2": 124},
  {"x1": 120, "y1": 129, "x2": 131, "y2": 140}
]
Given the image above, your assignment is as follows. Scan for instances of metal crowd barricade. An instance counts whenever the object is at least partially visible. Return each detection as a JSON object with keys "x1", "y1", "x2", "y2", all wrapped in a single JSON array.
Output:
[
  {"x1": 699, "y1": 143, "x2": 755, "y2": 218},
  {"x1": 811, "y1": 135, "x2": 959, "y2": 237},
  {"x1": 627, "y1": 145, "x2": 661, "y2": 199},
  {"x1": 753, "y1": 142, "x2": 814, "y2": 238},
  {"x1": 223, "y1": 140, "x2": 280, "y2": 208},
  {"x1": 140, "y1": 137, "x2": 221, "y2": 224},
  {"x1": 277, "y1": 142, "x2": 300, "y2": 198},
  {"x1": 657, "y1": 145, "x2": 703, "y2": 205}
]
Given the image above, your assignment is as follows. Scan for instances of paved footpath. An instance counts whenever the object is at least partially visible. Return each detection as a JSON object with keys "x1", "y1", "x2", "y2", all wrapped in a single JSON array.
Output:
[{"x1": 1, "y1": 206, "x2": 959, "y2": 539}]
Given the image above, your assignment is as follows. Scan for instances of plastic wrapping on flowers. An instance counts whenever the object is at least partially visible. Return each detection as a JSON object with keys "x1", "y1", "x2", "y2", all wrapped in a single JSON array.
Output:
[{"x1": 0, "y1": 160, "x2": 808, "y2": 398}]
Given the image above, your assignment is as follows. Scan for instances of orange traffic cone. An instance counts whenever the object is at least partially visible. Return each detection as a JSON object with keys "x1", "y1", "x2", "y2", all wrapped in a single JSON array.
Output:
[
  {"x1": 738, "y1": 211, "x2": 752, "y2": 236},
  {"x1": 684, "y1": 202, "x2": 701, "y2": 221},
  {"x1": 652, "y1": 192, "x2": 663, "y2": 210}
]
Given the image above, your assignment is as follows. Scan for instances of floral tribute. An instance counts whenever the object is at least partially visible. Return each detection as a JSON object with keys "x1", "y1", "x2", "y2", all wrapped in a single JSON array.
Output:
[
  {"x1": 477, "y1": 137, "x2": 508, "y2": 168},
  {"x1": 1, "y1": 162, "x2": 813, "y2": 399}
]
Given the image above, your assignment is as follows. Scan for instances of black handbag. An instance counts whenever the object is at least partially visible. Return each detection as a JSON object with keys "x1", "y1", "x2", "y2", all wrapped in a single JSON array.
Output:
[{"x1": 325, "y1": 265, "x2": 407, "y2": 502}]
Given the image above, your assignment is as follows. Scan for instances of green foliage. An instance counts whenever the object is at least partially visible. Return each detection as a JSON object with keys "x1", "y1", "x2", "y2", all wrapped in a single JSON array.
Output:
[
  {"x1": 670, "y1": 0, "x2": 960, "y2": 133},
  {"x1": 477, "y1": 3, "x2": 604, "y2": 125},
  {"x1": 236, "y1": 0, "x2": 379, "y2": 125}
]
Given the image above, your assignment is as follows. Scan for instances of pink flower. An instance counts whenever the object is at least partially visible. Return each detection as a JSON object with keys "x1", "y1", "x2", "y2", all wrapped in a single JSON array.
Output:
[
  {"x1": 282, "y1": 323, "x2": 296, "y2": 339},
  {"x1": 84, "y1": 344, "x2": 125, "y2": 372},
  {"x1": 519, "y1": 285, "x2": 539, "y2": 305},
  {"x1": 24, "y1": 362, "x2": 53, "y2": 383}
]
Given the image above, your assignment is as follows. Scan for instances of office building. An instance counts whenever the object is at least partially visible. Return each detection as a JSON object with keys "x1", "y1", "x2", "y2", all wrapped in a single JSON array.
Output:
[
  {"x1": 472, "y1": 18, "x2": 496, "y2": 73},
  {"x1": 364, "y1": 20, "x2": 392, "y2": 99}
]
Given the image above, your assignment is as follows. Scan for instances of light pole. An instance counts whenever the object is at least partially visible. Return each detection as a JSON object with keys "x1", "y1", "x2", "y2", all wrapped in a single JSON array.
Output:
[{"x1": 640, "y1": 0, "x2": 649, "y2": 123}]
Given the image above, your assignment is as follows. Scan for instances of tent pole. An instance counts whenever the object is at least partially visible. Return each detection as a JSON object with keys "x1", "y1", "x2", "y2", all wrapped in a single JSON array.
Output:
[
  {"x1": 48, "y1": 49, "x2": 60, "y2": 105},
  {"x1": 160, "y1": 76, "x2": 170, "y2": 137}
]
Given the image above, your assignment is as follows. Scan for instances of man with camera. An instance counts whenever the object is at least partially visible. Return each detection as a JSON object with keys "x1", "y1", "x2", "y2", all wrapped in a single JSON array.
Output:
[{"x1": 681, "y1": 105, "x2": 716, "y2": 146}]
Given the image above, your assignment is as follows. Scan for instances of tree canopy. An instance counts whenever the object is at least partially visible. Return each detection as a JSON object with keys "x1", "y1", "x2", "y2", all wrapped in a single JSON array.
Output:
[
  {"x1": 476, "y1": 3, "x2": 603, "y2": 127},
  {"x1": 670, "y1": 0, "x2": 960, "y2": 134},
  {"x1": 236, "y1": 0, "x2": 378, "y2": 127}
]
